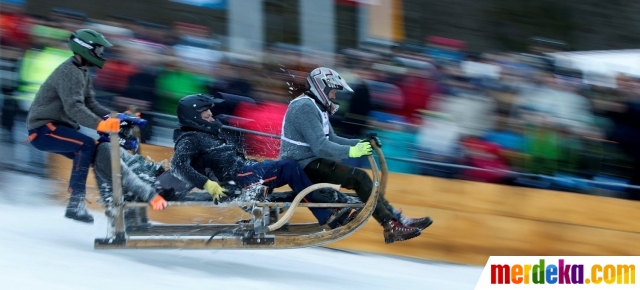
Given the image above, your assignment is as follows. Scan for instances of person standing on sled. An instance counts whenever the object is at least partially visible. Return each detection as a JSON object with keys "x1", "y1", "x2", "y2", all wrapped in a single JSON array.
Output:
[
  {"x1": 26, "y1": 29, "x2": 121, "y2": 224},
  {"x1": 168, "y1": 94, "x2": 357, "y2": 229},
  {"x1": 279, "y1": 67, "x2": 433, "y2": 244}
]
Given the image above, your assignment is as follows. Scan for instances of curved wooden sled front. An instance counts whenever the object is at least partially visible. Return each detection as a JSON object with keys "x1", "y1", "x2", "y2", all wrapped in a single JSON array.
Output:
[{"x1": 94, "y1": 136, "x2": 384, "y2": 250}]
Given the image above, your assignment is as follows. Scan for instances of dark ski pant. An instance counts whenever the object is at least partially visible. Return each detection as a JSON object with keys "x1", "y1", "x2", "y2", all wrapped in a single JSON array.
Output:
[
  {"x1": 28, "y1": 123, "x2": 95, "y2": 198},
  {"x1": 235, "y1": 160, "x2": 333, "y2": 225},
  {"x1": 304, "y1": 158, "x2": 396, "y2": 224}
]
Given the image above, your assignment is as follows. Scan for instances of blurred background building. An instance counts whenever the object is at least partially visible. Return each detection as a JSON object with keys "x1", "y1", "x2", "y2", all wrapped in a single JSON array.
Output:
[{"x1": 3, "y1": 0, "x2": 640, "y2": 201}]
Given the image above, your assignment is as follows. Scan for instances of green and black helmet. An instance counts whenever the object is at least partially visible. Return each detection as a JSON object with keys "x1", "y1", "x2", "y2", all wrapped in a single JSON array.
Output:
[{"x1": 68, "y1": 29, "x2": 113, "y2": 68}]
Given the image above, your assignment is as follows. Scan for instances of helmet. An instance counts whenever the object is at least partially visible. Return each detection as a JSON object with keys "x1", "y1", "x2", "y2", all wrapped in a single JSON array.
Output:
[
  {"x1": 97, "y1": 115, "x2": 147, "y2": 152},
  {"x1": 68, "y1": 29, "x2": 113, "y2": 68},
  {"x1": 177, "y1": 94, "x2": 225, "y2": 134},
  {"x1": 306, "y1": 67, "x2": 353, "y2": 115}
]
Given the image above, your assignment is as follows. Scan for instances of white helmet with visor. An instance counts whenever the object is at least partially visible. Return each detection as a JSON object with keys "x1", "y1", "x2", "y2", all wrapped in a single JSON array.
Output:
[{"x1": 306, "y1": 67, "x2": 353, "y2": 115}]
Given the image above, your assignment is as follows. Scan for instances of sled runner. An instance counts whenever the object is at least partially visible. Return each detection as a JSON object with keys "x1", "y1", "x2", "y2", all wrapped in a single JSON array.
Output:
[{"x1": 94, "y1": 113, "x2": 387, "y2": 250}]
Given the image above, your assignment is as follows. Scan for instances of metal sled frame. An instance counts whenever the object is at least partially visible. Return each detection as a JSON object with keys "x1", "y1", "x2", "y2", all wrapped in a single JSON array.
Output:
[{"x1": 94, "y1": 112, "x2": 388, "y2": 250}]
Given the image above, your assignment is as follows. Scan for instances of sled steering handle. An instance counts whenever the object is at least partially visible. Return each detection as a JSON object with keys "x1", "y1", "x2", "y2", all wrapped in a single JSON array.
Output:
[{"x1": 370, "y1": 141, "x2": 387, "y2": 197}]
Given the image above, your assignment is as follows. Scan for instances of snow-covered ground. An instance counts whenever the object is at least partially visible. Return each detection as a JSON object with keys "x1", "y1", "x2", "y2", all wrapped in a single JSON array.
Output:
[{"x1": 0, "y1": 171, "x2": 483, "y2": 290}]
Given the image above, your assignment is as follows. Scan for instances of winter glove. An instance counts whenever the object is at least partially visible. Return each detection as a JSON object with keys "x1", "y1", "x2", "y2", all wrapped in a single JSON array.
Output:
[
  {"x1": 96, "y1": 117, "x2": 120, "y2": 133},
  {"x1": 149, "y1": 194, "x2": 167, "y2": 210},
  {"x1": 363, "y1": 132, "x2": 382, "y2": 148},
  {"x1": 204, "y1": 179, "x2": 227, "y2": 202},
  {"x1": 349, "y1": 140, "x2": 373, "y2": 158}
]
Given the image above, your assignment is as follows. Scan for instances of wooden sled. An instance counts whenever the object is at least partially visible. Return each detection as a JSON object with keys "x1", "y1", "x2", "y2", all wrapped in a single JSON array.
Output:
[{"x1": 94, "y1": 112, "x2": 388, "y2": 250}]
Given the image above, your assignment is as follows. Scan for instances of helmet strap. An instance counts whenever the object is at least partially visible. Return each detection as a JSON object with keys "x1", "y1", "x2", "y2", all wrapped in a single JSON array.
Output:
[
  {"x1": 83, "y1": 57, "x2": 95, "y2": 67},
  {"x1": 72, "y1": 54, "x2": 94, "y2": 68},
  {"x1": 305, "y1": 90, "x2": 337, "y2": 114}
]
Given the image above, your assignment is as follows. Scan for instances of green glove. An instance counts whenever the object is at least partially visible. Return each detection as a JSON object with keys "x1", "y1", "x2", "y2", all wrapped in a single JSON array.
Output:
[
  {"x1": 204, "y1": 179, "x2": 227, "y2": 202},
  {"x1": 349, "y1": 141, "x2": 373, "y2": 158}
]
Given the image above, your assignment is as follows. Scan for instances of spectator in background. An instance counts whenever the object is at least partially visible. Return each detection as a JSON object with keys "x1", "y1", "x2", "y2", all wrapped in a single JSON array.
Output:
[
  {"x1": 94, "y1": 42, "x2": 139, "y2": 96},
  {"x1": 15, "y1": 22, "x2": 71, "y2": 114},
  {"x1": 460, "y1": 136, "x2": 511, "y2": 184},
  {"x1": 0, "y1": 0, "x2": 31, "y2": 49},
  {"x1": 0, "y1": 46, "x2": 22, "y2": 142},
  {"x1": 120, "y1": 43, "x2": 163, "y2": 112},
  {"x1": 233, "y1": 81, "x2": 287, "y2": 159},
  {"x1": 415, "y1": 110, "x2": 463, "y2": 178},
  {"x1": 511, "y1": 70, "x2": 595, "y2": 136},
  {"x1": 605, "y1": 75, "x2": 640, "y2": 200},
  {"x1": 208, "y1": 57, "x2": 254, "y2": 97},
  {"x1": 156, "y1": 56, "x2": 210, "y2": 115},
  {"x1": 396, "y1": 61, "x2": 437, "y2": 124},
  {"x1": 483, "y1": 115, "x2": 526, "y2": 171},
  {"x1": 342, "y1": 65, "x2": 374, "y2": 139},
  {"x1": 433, "y1": 74, "x2": 497, "y2": 138},
  {"x1": 173, "y1": 35, "x2": 223, "y2": 74}
]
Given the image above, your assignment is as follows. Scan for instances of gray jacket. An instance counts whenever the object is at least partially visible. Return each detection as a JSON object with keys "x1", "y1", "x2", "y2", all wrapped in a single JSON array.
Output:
[
  {"x1": 27, "y1": 57, "x2": 110, "y2": 130},
  {"x1": 278, "y1": 94, "x2": 359, "y2": 168}
]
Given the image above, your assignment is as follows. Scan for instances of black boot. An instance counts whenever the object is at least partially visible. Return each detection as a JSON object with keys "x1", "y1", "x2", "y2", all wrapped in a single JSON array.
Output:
[
  {"x1": 393, "y1": 209, "x2": 433, "y2": 230},
  {"x1": 382, "y1": 219, "x2": 421, "y2": 244},
  {"x1": 401, "y1": 216, "x2": 433, "y2": 230},
  {"x1": 327, "y1": 207, "x2": 361, "y2": 229},
  {"x1": 65, "y1": 196, "x2": 94, "y2": 224}
]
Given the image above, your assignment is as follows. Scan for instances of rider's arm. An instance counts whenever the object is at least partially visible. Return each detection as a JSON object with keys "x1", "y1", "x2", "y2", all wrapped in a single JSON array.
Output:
[
  {"x1": 170, "y1": 137, "x2": 210, "y2": 189},
  {"x1": 291, "y1": 101, "x2": 352, "y2": 161},
  {"x1": 85, "y1": 77, "x2": 111, "y2": 117},
  {"x1": 328, "y1": 124, "x2": 360, "y2": 146}
]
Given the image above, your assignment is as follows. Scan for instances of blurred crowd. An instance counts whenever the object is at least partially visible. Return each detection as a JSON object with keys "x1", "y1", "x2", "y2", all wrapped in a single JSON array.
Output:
[{"x1": 3, "y1": 2, "x2": 640, "y2": 201}]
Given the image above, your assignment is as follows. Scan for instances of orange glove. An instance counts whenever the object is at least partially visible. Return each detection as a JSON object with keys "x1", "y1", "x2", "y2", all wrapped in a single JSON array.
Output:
[
  {"x1": 150, "y1": 194, "x2": 167, "y2": 210},
  {"x1": 96, "y1": 117, "x2": 120, "y2": 133}
]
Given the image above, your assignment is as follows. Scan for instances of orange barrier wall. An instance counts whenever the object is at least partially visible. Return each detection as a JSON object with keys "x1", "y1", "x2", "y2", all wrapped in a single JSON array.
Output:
[{"x1": 47, "y1": 144, "x2": 640, "y2": 266}]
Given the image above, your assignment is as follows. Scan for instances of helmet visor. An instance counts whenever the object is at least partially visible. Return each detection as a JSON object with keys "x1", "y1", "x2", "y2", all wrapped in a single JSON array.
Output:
[
  {"x1": 93, "y1": 45, "x2": 105, "y2": 59},
  {"x1": 322, "y1": 75, "x2": 353, "y2": 92}
]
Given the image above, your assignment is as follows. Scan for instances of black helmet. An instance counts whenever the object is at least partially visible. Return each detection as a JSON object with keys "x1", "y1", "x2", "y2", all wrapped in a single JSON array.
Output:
[{"x1": 177, "y1": 94, "x2": 224, "y2": 133}]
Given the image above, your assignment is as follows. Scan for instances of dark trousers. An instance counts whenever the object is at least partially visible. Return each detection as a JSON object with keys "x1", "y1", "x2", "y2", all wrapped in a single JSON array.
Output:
[
  {"x1": 235, "y1": 159, "x2": 333, "y2": 225},
  {"x1": 304, "y1": 158, "x2": 396, "y2": 224},
  {"x1": 28, "y1": 123, "x2": 96, "y2": 198}
]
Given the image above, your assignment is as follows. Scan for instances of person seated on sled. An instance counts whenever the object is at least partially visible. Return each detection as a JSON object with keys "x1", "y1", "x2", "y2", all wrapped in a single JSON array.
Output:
[
  {"x1": 93, "y1": 114, "x2": 169, "y2": 221},
  {"x1": 93, "y1": 113, "x2": 218, "y2": 226},
  {"x1": 279, "y1": 67, "x2": 434, "y2": 244},
  {"x1": 166, "y1": 93, "x2": 359, "y2": 229}
]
